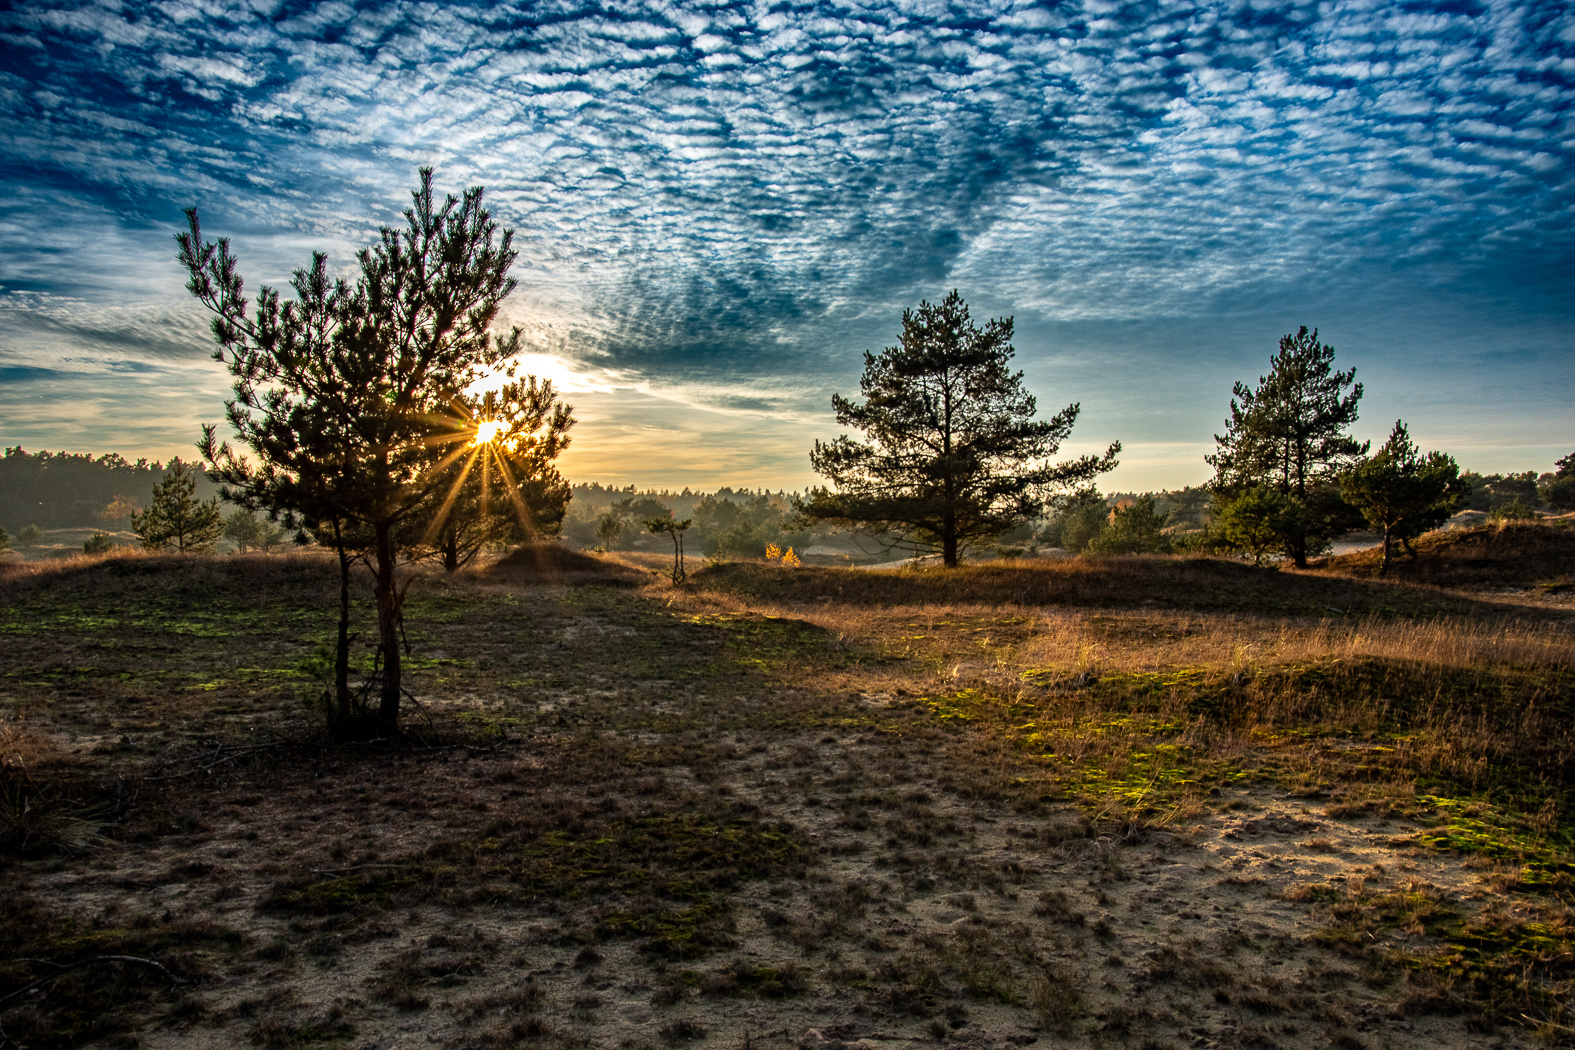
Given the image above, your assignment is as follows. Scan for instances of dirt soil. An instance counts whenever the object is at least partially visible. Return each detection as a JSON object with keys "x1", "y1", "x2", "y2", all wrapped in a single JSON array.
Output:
[{"x1": 1, "y1": 546, "x2": 1571, "y2": 1050}]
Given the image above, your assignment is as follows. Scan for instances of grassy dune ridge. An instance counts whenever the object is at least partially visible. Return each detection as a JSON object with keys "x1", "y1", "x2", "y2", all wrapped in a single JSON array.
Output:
[{"x1": 2, "y1": 524, "x2": 1573, "y2": 1048}]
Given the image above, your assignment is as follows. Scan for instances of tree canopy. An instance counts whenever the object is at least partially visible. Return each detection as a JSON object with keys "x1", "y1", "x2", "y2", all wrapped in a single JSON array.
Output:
[
  {"x1": 798, "y1": 291, "x2": 1118, "y2": 567},
  {"x1": 183, "y1": 169, "x2": 567, "y2": 735},
  {"x1": 130, "y1": 461, "x2": 223, "y2": 553},
  {"x1": 1339, "y1": 421, "x2": 1469, "y2": 574},
  {"x1": 1208, "y1": 326, "x2": 1367, "y2": 567},
  {"x1": 411, "y1": 381, "x2": 574, "y2": 572}
]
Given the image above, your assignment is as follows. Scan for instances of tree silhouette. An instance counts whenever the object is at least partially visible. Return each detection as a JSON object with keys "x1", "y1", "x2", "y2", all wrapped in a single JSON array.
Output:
[
  {"x1": 1338, "y1": 421, "x2": 1468, "y2": 574},
  {"x1": 222, "y1": 509, "x2": 289, "y2": 553},
  {"x1": 1208, "y1": 327, "x2": 1368, "y2": 567},
  {"x1": 798, "y1": 291, "x2": 1118, "y2": 566},
  {"x1": 646, "y1": 516, "x2": 693, "y2": 583},
  {"x1": 412, "y1": 380, "x2": 573, "y2": 572},
  {"x1": 130, "y1": 462, "x2": 222, "y2": 553},
  {"x1": 182, "y1": 169, "x2": 541, "y2": 735}
]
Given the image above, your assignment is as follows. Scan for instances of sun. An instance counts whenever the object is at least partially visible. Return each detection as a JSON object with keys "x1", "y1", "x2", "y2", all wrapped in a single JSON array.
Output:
[{"x1": 472, "y1": 420, "x2": 505, "y2": 446}]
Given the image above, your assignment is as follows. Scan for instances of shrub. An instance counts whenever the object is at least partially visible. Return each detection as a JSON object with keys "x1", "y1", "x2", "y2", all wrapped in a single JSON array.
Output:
[
  {"x1": 1053, "y1": 498, "x2": 1109, "y2": 553},
  {"x1": 82, "y1": 531, "x2": 115, "y2": 555},
  {"x1": 1539, "y1": 475, "x2": 1575, "y2": 513},
  {"x1": 1086, "y1": 496, "x2": 1169, "y2": 555},
  {"x1": 1489, "y1": 497, "x2": 1537, "y2": 521},
  {"x1": 16, "y1": 524, "x2": 45, "y2": 548},
  {"x1": 1214, "y1": 486, "x2": 1305, "y2": 566}
]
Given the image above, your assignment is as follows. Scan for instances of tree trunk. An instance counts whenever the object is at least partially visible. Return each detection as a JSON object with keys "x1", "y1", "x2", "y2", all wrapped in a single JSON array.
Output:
[
  {"x1": 1289, "y1": 531, "x2": 1308, "y2": 569},
  {"x1": 374, "y1": 521, "x2": 401, "y2": 730},
  {"x1": 442, "y1": 526, "x2": 459, "y2": 573},
  {"x1": 333, "y1": 520, "x2": 352, "y2": 717},
  {"x1": 942, "y1": 512, "x2": 958, "y2": 568},
  {"x1": 1378, "y1": 530, "x2": 1393, "y2": 576}
]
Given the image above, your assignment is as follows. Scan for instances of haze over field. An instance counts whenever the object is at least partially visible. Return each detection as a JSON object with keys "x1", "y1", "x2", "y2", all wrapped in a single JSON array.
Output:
[{"x1": 1, "y1": 0, "x2": 1571, "y2": 489}]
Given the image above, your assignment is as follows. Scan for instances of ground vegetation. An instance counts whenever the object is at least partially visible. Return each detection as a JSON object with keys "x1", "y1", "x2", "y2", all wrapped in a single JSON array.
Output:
[{"x1": 3, "y1": 519, "x2": 1573, "y2": 1047}]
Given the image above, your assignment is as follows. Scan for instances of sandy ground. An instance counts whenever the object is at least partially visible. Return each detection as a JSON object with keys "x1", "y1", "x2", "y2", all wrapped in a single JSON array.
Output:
[{"x1": 30, "y1": 735, "x2": 1536, "y2": 1050}]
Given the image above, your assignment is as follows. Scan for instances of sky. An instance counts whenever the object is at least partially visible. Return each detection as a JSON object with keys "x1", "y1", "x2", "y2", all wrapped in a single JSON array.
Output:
[{"x1": 1, "y1": 0, "x2": 1571, "y2": 493}]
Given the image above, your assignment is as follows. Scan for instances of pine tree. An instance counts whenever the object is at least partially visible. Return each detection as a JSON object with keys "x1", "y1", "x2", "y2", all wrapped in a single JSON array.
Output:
[
  {"x1": 798, "y1": 291, "x2": 1119, "y2": 567},
  {"x1": 645, "y1": 515, "x2": 693, "y2": 583},
  {"x1": 1542, "y1": 452, "x2": 1575, "y2": 511},
  {"x1": 410, "y1": 380, "x2": 573, "y2": 572},
  {"x1": 1208, "y1": 326, "x2": 1368, "y2": 567},
  {"x1": 130, "y1": 462, "x2": 222, "y2": 553},
  {"x1": 182, "y1": 170, "x2": 557, "y2": 735},
  {"x1": 1339, "y1": 421, "x2": 1469, "y2": 574},
  {"x1": 1086, "y1": 496, "x2": 1169, "y2": 555},
  {"x1": 1215, "y1": 486, "x2": 1305, "y2": 567},
  {"x1": 222, "y1": 509, "x2": 289, "y2": 552}
]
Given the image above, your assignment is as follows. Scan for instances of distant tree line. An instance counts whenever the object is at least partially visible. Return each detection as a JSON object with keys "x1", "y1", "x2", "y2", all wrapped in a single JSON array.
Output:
[
  {"x1": 0, "y1": 447, "x2": 219, "y2": 532},
  {"x1": 558, "y1": 489, "x2": 815, "y2": 560}
]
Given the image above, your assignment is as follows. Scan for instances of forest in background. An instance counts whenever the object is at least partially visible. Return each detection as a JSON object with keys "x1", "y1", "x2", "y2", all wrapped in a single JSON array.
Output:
[{"x1": 3, "y1": 444, "x2": 1566, "y2": 562}]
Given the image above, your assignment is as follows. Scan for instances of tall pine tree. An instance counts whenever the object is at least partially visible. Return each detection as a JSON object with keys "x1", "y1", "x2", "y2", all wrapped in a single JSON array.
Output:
[
  {"x1": 798, "y1": 291, "x2": 1118, "y2": 566},
  {"x1": 1208, "y1": 326, "x2": 1367, "y2": 567}
]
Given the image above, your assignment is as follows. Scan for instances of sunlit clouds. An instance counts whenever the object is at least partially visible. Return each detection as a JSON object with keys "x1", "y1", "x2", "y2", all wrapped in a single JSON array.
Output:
[{"x1": 1, "y1": 0, "x2": 1570, "y2": 488}]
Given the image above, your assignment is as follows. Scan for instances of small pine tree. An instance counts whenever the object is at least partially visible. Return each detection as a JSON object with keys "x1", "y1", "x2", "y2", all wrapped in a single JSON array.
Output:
[
  {"x1": 184, "y1": 170, "x2": 532, "y2": 734},
  {"x1": 646, "y1": 516, "x2": 693, "y2": 583},
  {"x1": 223, "y1": 508, "x2": 289, "y2": 552},
  {"x1": 1215, "y1": 486, "x2": 1305, "y2": 567},
  {"x1": 1338, "y1": 421, "x2": 1469, "y2": 574},
  {"x1": 83, "y1": 531, "x2": 115, "y2": 555},
  {"x1": 1052, "y1": 493, "x2": 1109, "y2": 553},
  {"x1": 1086, "y1": 496, "x2": 1170, "y2": 555},
  {"x1": 595, "y1": 514, "x2": 623, "y2": 551},
  {"x1": 16, "y1": 524, "x2": 45, "y2": 548},
  {"x1": 131, "y1": 462, "x2": 222, "y2": 553}
]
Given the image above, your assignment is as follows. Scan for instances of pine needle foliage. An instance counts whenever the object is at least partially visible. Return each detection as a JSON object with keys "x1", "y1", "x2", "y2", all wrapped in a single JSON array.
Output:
[
  {"x1": 1208, "y1": 326, "x2": 1368, "y2": 567},
  {"x1": 129, "y1": 461, "x2": 222, "y2": 553},
  {"x1": 799, "y1": 291, "x2": 1119, "y2": 567},
  {"x1": 411, "y1": 381, "x2": 573, "y2": 573},
  {"x1": 1339, "y1": 421, "x2": 1469, "y2": 574},
  {"x1": 180, "y1": 169, "x2": 529, "y2": 735}
]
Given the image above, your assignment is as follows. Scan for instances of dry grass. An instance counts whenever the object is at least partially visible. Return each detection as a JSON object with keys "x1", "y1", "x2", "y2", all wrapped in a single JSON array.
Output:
[
  {"x1": 1316, "y1": 517, "x2": 1575, "y2": 588},
  {"x1": 0, "y1": 712, "x2": 60, "y2": 773},
  {"x1": 1, "y1": 541, "x2": 1573, "y2": 1047}
]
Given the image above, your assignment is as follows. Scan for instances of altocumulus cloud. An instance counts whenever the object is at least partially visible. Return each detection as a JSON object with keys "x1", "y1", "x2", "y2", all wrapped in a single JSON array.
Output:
[{"x1": 0, "y1": 0, "x2": 1570, "y2": 484}]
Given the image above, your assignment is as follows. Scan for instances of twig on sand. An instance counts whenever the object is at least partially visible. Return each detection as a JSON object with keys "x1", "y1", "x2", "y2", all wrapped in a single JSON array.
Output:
[{"x1": 0, "y1": 954, "x2": 189, "y2": 1009}]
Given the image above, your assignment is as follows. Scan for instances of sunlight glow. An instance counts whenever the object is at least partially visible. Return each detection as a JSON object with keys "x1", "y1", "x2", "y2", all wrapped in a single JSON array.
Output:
[
  {"x1": 473, "y1": 420, "x2": 504, "y2": 445},
  {"x1": 465, "y1": 352, "x2": 619, "y2": 396}
]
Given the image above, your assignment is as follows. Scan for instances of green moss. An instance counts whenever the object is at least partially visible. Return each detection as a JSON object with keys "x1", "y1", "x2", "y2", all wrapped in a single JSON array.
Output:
[{"x1": 1318, "y1": 888, "x2": 1575, "y2": 1030}]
